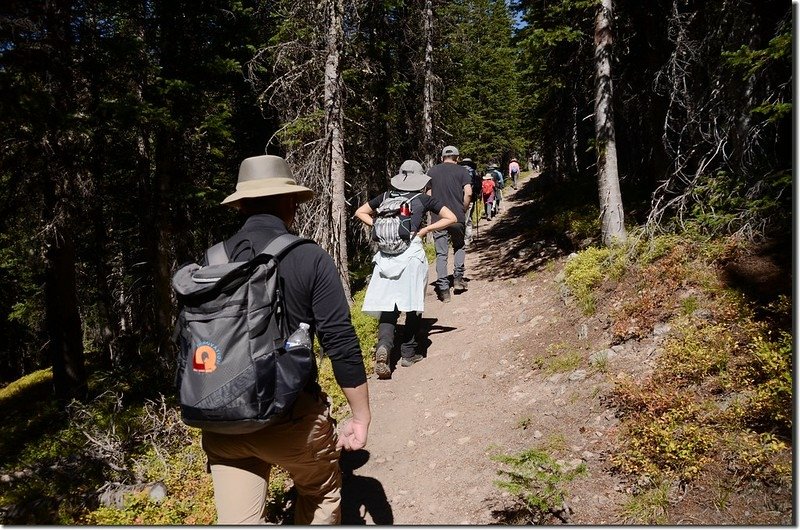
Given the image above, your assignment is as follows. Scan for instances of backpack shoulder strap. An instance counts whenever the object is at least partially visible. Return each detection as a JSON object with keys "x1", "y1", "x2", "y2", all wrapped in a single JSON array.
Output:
[
  {"x1": 258, "y1": 233, "x2": 313, "y2": 260},
  {"x1": 205, "y1": 241, "x2": 228, "y2": 265}
]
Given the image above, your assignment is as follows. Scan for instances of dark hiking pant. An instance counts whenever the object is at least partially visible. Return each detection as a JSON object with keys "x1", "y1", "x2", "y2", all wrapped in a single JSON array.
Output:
[{"x1": 378, "y1": 308, "x2": 421, "y2": 359}]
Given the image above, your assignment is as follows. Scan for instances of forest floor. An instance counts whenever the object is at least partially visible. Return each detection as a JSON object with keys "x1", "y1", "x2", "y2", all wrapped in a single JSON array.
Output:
[{"x1": 340, "y1": 173, "x2": 633, "y2": 525}]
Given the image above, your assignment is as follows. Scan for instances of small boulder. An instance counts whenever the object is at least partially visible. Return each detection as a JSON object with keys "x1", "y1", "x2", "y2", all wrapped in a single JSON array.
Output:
[
  {"x1": 653, "y1": 322, "x2": 671, "y2": 336},
  {"x1": 569, "y1": 370, "x2": 588, "y2": 381}
]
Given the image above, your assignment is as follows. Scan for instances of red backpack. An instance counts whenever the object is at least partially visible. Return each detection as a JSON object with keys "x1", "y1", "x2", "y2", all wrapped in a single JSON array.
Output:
[{"x1": 482, "y1": 179, "x2": 495, "y2": 196}]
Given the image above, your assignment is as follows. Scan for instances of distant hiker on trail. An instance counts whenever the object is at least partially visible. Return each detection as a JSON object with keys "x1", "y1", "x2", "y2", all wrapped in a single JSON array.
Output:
[
  {"x1": 487, "y1": 164, "x2": 504, "y2": 217},
  {"x1": 197, "y1": 155, "x2": 371, "y2": 524},
  {"x1": 427, "y1": 145, "x2": 472, "y2": 303},
  {"x1": 355, "y1": 160, "x2": 457, "y2": 379},
  {"x1": 508, "y1": 157, "x2": 520, "y2": 189},
  {"x1": 481, "y1": 173, "x2": 496, "y2": 221},
  {"x1": 460, "y1": 157, "x2": 479, "y2": 244},
  {"x1": 531, "y1": 152, "x2": 541, "y2": 171}
]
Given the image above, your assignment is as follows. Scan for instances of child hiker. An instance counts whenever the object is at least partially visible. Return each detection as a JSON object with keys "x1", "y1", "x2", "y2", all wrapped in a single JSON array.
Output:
[{"x1": 481, "y1": 172, "x2": 496, "y2": 221}]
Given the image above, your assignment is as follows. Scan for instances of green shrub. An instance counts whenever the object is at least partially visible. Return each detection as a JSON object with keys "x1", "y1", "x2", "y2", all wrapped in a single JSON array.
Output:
[
  {"x1": 721, "y1": 431, "x2": 790, "y2": 485},
  {"x1": 553, "y1": 205, "x2": 601, "y2": 241},
  {"x1": 423, "y1": 241, "x2": 436, "y2": 263},
  {"x1": 635, "y1": 233, "x2": 682, "y2": 265},
  {"x1": 659, "y1": 323, "x2": 731, "y2": 384},
  {"x1": 350, "y1": 287, "x2": 378, "y2": 369},
  {"x1": 680, "y1": 296, "x2": 699, "y2": 315},
  {"x1": 686, "y1": 169, "x2": 791, "y2": 238},
  {"x1": 610, "y1": 263, "x2": 792, "y2": 489},
  {"x1": 492, "y1": 448, "x2": 587, "y2": 523},
  {"x1": 542, "y1": 342, "x2": 583, "y2": 374},
  {"x1": 89, "y1": 448, "x2": 215, "y2": 525},
  {"x1": 545, "y1": 351, "x2": 582, "y2": 374},
  {"x1": 562, "y1": 246, "x2": 627, "y2": 315},
  {"x1": 729, "y1": 328, "x2": 792, "y2": 435},
  {"x1": 621, "y1": 480, "x2": 671, "y2": 524},
  {"x1": 614, "y1": 402, "x2": 716, "y2": 481}
]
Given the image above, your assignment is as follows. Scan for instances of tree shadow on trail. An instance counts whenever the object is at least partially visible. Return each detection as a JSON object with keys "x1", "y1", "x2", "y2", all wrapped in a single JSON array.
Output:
[
  {"x1": 468, "y1": 171, "x2": 601, "y2": 281},
  {"x1": 340, "y1": 450, "x2": 394, "y2": 525}
]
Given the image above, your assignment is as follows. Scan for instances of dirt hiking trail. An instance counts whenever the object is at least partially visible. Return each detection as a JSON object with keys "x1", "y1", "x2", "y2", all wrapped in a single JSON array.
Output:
[{"x1": 340, "y1": 175, "x2": 633, "y2": 525}]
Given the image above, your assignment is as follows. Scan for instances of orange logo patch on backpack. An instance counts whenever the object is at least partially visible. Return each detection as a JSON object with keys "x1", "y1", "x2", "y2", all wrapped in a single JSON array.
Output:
[{"x1": 193, "y1": 342, "x2": 220, "y2": 373}]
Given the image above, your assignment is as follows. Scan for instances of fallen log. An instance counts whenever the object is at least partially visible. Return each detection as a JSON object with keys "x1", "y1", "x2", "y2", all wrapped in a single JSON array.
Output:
[{"x1": 98, "y1": 481, "x2": 167, "y2": 509}]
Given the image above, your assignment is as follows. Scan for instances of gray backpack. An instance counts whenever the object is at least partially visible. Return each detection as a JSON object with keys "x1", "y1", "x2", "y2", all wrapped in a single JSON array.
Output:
[
  {"x1": 171, "y1": 233, "x2": 315, "y2": 434},
  {"x1": 371, "y1": 191, "x2": 421, "y2": 255}
]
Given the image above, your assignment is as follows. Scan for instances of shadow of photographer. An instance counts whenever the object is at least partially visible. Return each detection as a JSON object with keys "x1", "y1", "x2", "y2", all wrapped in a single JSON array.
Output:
[{"x1": 340, "y1": 450, "x2": 394, "y2": 525}]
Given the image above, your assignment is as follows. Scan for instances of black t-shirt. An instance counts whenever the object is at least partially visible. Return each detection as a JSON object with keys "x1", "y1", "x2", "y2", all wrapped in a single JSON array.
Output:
[
  {"x1": 367, "y1": 190, "x2": 444, "y2": 232},
  {"x1": 427, "y1": 162, "x2": 471, "y2": 223},
  {"x1": 210, "y1": 214, "x2": 367, "y2": 390}
]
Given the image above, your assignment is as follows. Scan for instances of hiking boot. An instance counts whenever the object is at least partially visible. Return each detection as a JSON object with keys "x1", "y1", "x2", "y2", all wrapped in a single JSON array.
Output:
[
  {"x1": 453, "y1": 276, "x2": 467, "y2": 292},
  {"x1": 399, "y1": 354, "x2": 423, "y2": 367},
  {"x1": 436, "y1": 288, "x2": 451, "y2": 303},
  {"x1": 374, "y1": 343, "x2": 391, "y2": 380}
]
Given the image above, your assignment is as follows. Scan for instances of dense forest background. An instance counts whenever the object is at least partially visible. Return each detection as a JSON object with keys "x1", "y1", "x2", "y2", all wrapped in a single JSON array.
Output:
[{"x1": 0, "y1": 0, "x2": 791, "y2": 407}]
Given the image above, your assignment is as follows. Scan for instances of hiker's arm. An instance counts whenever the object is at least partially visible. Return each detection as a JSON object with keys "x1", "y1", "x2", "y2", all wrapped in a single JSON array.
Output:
[
  {"x1": 462, "y1": 184, "x2": 472, "y2": 212},
  {"x1": 354, "y1": 202, "x2": 375, "y2": 226},
  {"x1": 309, "y1": 250, "x2": 368, "y2": 397},
  {"x1": 338, "y1": 382, "x2": 371, "y2": 451},
  {"x1": 419, "y1": 206, "x2": 456, "y2": 238}
]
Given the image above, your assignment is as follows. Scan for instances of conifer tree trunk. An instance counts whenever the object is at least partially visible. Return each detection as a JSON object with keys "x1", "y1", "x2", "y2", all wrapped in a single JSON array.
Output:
[
  {"x1": 43, "y1": 0, "x2": 87, "y2": 402},
  {"x1": 594, "y1": 0, "x2": 626, "y2": 245},
  {"x1": 422, "y1": 0, "x2": 436, "y2": 168},
  {"x1": 44, "y1": 227, "x2": 88, "y2": 403},
  {"x1": 324, "y1": 0, "x2": 352, "y2": 299},
  {"x1": 150, "y1": 2, "x2": 179, "y2": 353}
]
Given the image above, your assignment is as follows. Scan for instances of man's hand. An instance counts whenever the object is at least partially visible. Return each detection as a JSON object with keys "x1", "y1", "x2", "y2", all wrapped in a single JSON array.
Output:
[
  {"x1": 339, "y1": 383, "x2": 370, "y2": 450},
  {"x1": 337, "y1": 417, "x2": 369, "y2": 451}
]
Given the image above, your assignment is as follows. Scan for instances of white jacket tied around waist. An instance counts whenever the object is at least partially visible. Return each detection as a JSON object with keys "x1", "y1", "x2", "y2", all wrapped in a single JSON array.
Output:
[{"x1": 361, "y1": 237, "x2": 428, "y2": 317}]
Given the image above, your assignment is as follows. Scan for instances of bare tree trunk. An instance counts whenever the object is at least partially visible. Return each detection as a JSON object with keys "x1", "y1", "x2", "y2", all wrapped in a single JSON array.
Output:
[
  {"x1": 422, "y1": 0, "x2": 436, "y2": 169},
  {"x1": 594, "y1": 0, "x2": 626, "y2": 245},
  {"x1": 571, "y1": 100, "x2": 579, "y2": 174},
  {"x1": 324, "y1": 0, "x2": 352, "y2": 299}
]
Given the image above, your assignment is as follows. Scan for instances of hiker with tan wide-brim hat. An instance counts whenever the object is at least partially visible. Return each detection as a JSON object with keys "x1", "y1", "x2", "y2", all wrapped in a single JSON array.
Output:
[
  {"x1": 198, "y1": 153, "x2": 371, "y2": 524},
  {"x1": 222, "y1": 154, "x2": 314, "y2": 206}
]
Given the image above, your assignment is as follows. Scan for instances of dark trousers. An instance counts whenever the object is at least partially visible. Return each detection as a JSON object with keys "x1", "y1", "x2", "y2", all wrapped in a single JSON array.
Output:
[{"x1": 378, "y1": 308, "x2": 421, "y2": 359}]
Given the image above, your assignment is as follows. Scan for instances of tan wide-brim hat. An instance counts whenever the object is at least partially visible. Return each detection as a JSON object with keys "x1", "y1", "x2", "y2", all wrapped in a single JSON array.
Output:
[
  {"x1": 482, "y1": 173, "x2": 493, "y2": 180},
  {"x1": 221, "y1": 155, "x2": 314, "y2": 206}
]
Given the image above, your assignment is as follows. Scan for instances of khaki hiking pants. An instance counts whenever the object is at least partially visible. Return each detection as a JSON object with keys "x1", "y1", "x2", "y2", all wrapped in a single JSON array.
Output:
[{"x1": 201, "y1": 391, "x2": 341, "y2": 525}]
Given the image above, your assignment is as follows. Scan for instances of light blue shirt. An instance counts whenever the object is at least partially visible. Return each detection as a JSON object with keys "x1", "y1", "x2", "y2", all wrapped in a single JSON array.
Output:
[{"x1": 361, "y1": 237, "x2": 428, "y2": 316}]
